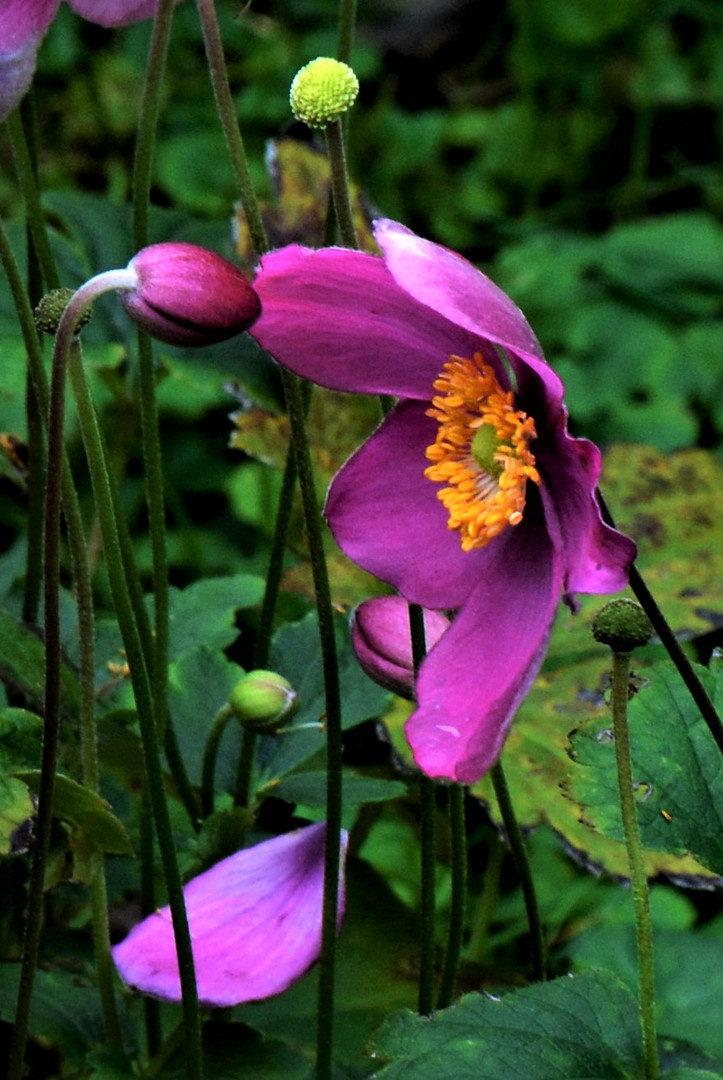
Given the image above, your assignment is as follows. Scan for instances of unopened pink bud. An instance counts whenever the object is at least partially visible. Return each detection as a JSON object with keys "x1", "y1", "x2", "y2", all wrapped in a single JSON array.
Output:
[
  {"x1": 351, "y1": 596, "x2": 450, "y2": 700},
  {"x1": 120, "y1": 243, "x2": 261, "y2": 347}
]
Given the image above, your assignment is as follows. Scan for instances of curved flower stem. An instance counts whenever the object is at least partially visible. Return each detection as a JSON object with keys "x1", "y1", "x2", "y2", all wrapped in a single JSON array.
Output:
[
  {"x1": 45, "y1": 284, "x2": 202, "y2": 1080},
  {"x1": 490, "y1": 760, "x2": 546, "y2": 982},
  {"x1": 609, "y1": 650, "x2": 659, "y2": 1080},
  {"x1": 597, "y1": 489, "x2": 723, "y2": 755},
  {"x1": 1, "y1": 223, "x2": 121, "y2": 1068},
  {"x1": 408, "y1": 603, "x2": 437, "y2": 1014},
  {"x1": 280, "y1": 368, "x2": 343, "y2": 1080},
  {"x1": 201, "y1": 705, "x2": 234, "y2": 818},
  {"x1": 437, "y1": 782, "x2": 467, "y2": 1009},
  {"x1": 195, "y1": 0, "x2": 268, "y2": 256},
  {"x1": 323, "y1": 119, "x2": 358, "y2": 249}
]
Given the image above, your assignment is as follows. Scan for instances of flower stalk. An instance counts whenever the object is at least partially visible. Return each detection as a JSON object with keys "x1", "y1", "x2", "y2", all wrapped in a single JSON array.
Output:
[
  {"x1": 593, "y1": 599, "x2": 659, "y2": 1080},
  {"x1": 437, "y1": 782, "x2": 467, "y2": 1008},
  {"x1": 490, "y1": 760, "x2": 546, "y2": 982}
]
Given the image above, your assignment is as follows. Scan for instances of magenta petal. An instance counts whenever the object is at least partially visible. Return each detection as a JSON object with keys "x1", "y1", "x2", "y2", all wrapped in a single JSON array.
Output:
[
  {"x1": 374, "y1": 219, "x2": 545, "y2": 364},
  {"x1": 406, "y1": 513, "x2": 564, "y2": 783},
  {"x1": 113, "y1": 824, "x2": 347, "y2": 1007},
  {"x1": 67, "y1": 0, "x2": 160, "y2": 26},
  {"x1": 252, "y1": 244, "x2": 480, "y2": 399},
  {"x1": 327, "y1": 401, "x2": 488, "y2": 609},
  {"x1": 351, "y1": 596, "x2": 450, "y2": 699},
  {"x1": 0, "y1": 0, "x2": 59, "y2": 123}
]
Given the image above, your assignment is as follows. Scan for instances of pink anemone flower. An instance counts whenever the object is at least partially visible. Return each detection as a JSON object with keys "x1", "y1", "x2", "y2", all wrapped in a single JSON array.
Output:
[
  {"x1": 249, "y1": 219, "x2": 636, "y2": 784},
  {"x1": 1, "y1": 0, "x2": 161, "y2": 124},
  {"x1": 113, "y1": 824, "x2": 347, "y2": 1007}
]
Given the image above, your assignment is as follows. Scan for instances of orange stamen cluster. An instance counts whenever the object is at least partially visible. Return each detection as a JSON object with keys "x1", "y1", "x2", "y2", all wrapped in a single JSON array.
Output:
[{"x1": 424, "y1": 353, "x2": 540, "y2": 552}]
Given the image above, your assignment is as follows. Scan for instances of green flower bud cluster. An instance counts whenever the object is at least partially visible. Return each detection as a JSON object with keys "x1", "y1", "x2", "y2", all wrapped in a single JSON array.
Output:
[
  {"x1": 592, "y1": 599, "x2": 652, "y2": 654},
  {"x1": 35, "y1": 288, "x2": 92, "y2": 335},
  {"x1": 290, "y1": 57, "x2": 359, "y2": 128}
]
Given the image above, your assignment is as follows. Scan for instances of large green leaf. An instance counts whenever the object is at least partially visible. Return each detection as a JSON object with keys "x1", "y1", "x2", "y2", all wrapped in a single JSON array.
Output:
[
  {"x1": 15, "y1": 771, "x2": 133, "y2": 855},
  {"x1": 163, "y1": 574, "x2": 265, "y2": 660},
  {"x1": 367, "y1": 970, "x2": 642, "y2": 1079},
  {"x1": 254, "y1": 611, "x2": 391, "y2": 788},
  {"x1": 567, "y1": 661, "x2": 723, "y2": 875},
  {"x1": 0, "y1": 607, "x2": 80, "y2": 718}
]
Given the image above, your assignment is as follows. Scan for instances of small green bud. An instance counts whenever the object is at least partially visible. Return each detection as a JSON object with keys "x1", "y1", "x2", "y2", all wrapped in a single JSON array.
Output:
[
  {"x1": 290, "y1": 57, "x2": 359, "y2": 128},
  {"x1": 592, "y1": 599, "x2": 652, "y2": 654},
  {"x1": 35, "y1": 288, "x2": 92, "y2": 335},
  {"x1": 229, "y1": 670, "x2": 299, "y2": 733}
]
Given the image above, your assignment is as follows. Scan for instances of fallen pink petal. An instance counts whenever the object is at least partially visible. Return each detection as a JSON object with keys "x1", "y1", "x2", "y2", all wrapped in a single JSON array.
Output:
[
  {"x1": 250, "y1": 219, "x2": 637, "y2": 784},
  {"x1": 113, "y1": 823, "x2": 348, "y2": 1007}
]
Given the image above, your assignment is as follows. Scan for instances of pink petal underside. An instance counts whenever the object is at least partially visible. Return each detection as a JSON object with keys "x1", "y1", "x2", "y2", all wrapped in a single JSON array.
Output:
[
  {"x1": 374, "y1": 219, "x2": 546, "y2": 365},
  {"x1": 405, "y1": 501, "x2": 564, "y2": 783},
  {"x1": 67, "y1": 0, "x2": 159, "y2": 26},
  {"x1": 535, "y1": 418, "x2": 636, "y2": 598},
  {"x1": 252, "y1": 244, "x2": 481, "y2": 399},
  {"x1": 113, "y1": 824, "x2": 347, "y2": 1008},
  {"x1": 326, "y1": 400, "x2": 492, "y2": 610}
]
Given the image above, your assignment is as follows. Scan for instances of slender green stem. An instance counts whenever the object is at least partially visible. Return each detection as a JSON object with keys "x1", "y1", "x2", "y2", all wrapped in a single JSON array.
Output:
[
  {"x1": 23, "y1": 370, "x2": 45, "y2": 624},
  {"x1": 597, "y1": 489, "x2": 723, "y2": 756},
  {"x1": 337, "y1": 0, "x2": 358, "y2": 63},
  {"x1": 7, "y1": 279, "x2": 67, "y2": 1080},
  {"x1": 140, "y1": 788, "x2": 162, "y2": 1058},
  {"x1": 466, "y1": 832, "x2": 504, "y2": 964},
  {"x1": 437, "y1": 783, "x2": 467, "y2": 1008},
  {"x1": 20, "y1": 95, "x2": 46, "y2": 627},
  {"x1": 323, "y1": 119, "x2": 358, "y2": 249},
  {"x1": 201, "y1": 705, "x2": 234, "y2": 818},
  {"x1": 408, "y1": 603, "x2": 437, "y2": 1014},
  {"x1": 610, "y1": 651, "x2": 659, "y2": 1080},
  {"x1": 2, "y1": 222, "x2": 121, "y2": 1063},
  {"x1": 490, "y1": 760, "x2": 546, "y2": 982},
  {"x1": 195, "y1": 0, "x2": 268, "y2": 256},
  {"x1": 254, "y1": 443, "x2": 298, "y2": 668},
  {"x1": 280, "y1": 369, "x2": 343, "y2": 1080},
  {"x1": 51, "y1": 286, "x2": 203, "y2": 1080},
  {"x1": 5, "y1": 112, "x2": 59, "y2": 289},
  {"x1": 233, "y1": 727, "x2": 259, "y2": 810}
]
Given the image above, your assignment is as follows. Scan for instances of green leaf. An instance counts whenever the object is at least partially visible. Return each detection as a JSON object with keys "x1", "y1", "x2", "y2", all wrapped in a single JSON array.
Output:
[
  {"x1": 368, "y1": 970, "x2": 642, "y2": 1079},
  {"x1": 0, "y1": 773, "x2": 34, "y2": 855},
  {"x1": 163, "y1": 574, "x2": 265, "y2": 661},
  {"x1": 272, "y1": 770, "x2": 407, "y2": 817},
  {"x1": 0, "y1": 607, "x2": 80, "y2": 718},
  {"x1": 255, "y1": 611, "x2": 390, "y2": 787},
  {"x1": 569, "y1": 920, "x2": 723, "y2": 1062},
  {"x1": 167, "y1": 646, "x2": 244, "y2": 789},
  {"x1": 158, "y1": 1021, "x2": 312, "y2": 1080},
  {"x1": 15, "y1": 771, "x2": 133, "y2": 855},
  {"x1": 0, "y1": 966, "x2": 110, "y2": 1070},
  {"x1": 0, "y1": 707, "x2": 44, "y2": 770},
  {"x1": 567, "y1": 661, "x2": 723, "y2": 875}
]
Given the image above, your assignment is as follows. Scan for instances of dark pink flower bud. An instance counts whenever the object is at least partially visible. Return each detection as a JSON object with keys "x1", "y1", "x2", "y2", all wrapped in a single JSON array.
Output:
[
  {"x1": 351, "y1": 595, "x2": 450, "y2": 700},
  {"x1": 120, "y1": 242, "x2": 261, "y2": 347}
]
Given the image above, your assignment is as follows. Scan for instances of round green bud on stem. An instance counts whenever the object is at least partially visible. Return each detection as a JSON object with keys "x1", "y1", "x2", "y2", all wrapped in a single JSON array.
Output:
[
  {"x1": 592, "y1": 599, "x2": 652, "y2": 654},
  {"x1": 35, "y1": 289, "x2": 92, "y2": 335},
  {"x1": 229, "y1": 670, "x2": 299, "y2": 734},
  {"x1": 290, "y1": 57, "x2": 359, "y2": 128}
]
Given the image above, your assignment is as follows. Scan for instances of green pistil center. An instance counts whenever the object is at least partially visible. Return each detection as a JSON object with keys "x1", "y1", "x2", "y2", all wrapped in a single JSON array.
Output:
[{"x1": 471, "y1": 424, "x2": 504, "y2": 478}]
